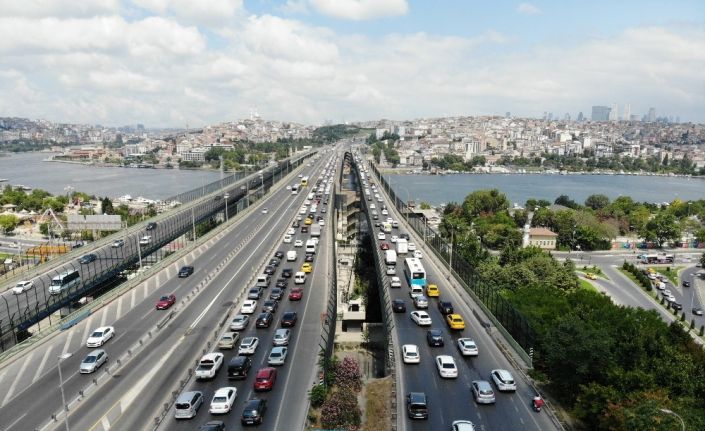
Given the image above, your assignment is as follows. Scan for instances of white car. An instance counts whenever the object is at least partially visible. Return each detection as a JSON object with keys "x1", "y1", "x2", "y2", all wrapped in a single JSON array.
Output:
[
  {"x1": 457, "y1": 338, "x2": 479, "y2": 356},
  {"x1": 294, "y1": 240, "x2": 304, "y2": 248},
  {"x1": 391, "y1": 235, "x2": 398, "y2": 243},
  {"x1": 377, "y1": 232, "x2": 385, "y2": 240},
  {"x1": 370, "y1": 204, "x2": 376, "y2": 209},
  {"x1": 402, "y1": 344, "x2": 420, "y2": 364},
  {"x1": 240, "y1": 299, "x2": 257, "y2": 314},
  {"x1": 79, "y1": 349, "x2": 108, "y2": 374},
  {"x1": 382, "y1": 209, "x2": 388, "y2": 215},
  {"x1": 490, "y1": 369, "x2": 517, "y2": 392},
  {"x1": 268, "y1": 346, "x2": 288, "y2": 366},
  {"x1": 286, "y1": 185, "x2": 291, "y2": 190},
  {"x1": 318, "y1": 220, "x2": 325, "y2": 226},
  {"x1": 410, "y1": 311, "x2": 432, "y2": 326},
  {"x1": 386, "y1": 266, "x2": 396, "y2": 275},
  {"x1": 139, "y1": 235, "x2": 152, "y2": 245},
  {"x1": 195, "y1": 352, "x2": 224, "y2": 379},
  {"x1": 86, "y1": 326, "x2": 115, "y2": 347},
  {"x1": 408, "y1": 242, "x2": 417, "y2": 251},
  {"x1": 663, "y1": 289, "x2": 671, "y2": 297},
  {"x1": 12, "y1": 280, "x2": 34, "y2": 294},
  {"x1": 261, "y1": 208, "x2": 268, "y2": 214},
  {"x1": 287, "y1": 228, "x2": 296, "y2": 235},
  {"x1": 230, "y1": 314, "x2": 249, "y2": 331},
  {"x1": 390, "y1": 276, "x2": 402, "y2": 288},
  {"x1": 209, "y1": 387, "x2": 237, "y2": 414},
  {"x1": 238, "y1": 336, "x2": 259, "y2": 355},
  {"x1": 283, "y1": 235, "x2": 293, "y2": 243},
  {"x1": 452, "y1": 420, "x2": 477, "y2": 431},
  {"x1": 436, "y1": 355, "x2": 458, "y2": 378},
  {"x1": 413, "y1": 250, "x2": 423, "y2": 259}
]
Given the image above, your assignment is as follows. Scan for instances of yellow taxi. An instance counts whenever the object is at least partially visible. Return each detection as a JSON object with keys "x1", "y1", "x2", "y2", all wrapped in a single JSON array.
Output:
[
  {"x1": 446, "y1": 313, "x2": 465, "y2": 330},
  {"x1": 302, "y1": 263, "x2": 313, "y2": 273},
  {"x1": 304, "y1": 218, "x2": 313, "y2": 225},
  {"x1": 426, "y1": 284, "x2": 440, "y2": 297},
  {"x1": 585, "y1": 272, "x2": 597, "y2": 280}
]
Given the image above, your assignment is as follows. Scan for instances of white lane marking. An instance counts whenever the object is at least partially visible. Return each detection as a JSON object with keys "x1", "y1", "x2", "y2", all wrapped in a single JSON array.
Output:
[
  {"x1": 116, "y1": 294, "x2": 123, "y2": 320},
  {"x1": 61, "y1": 327, "x2": 75, "y2": 356},
  {"x1": 32, "y1": 344, "x2": 54, "y2": 383},
  {"x1": 101, "y1": 417, "x2": 110, "y2": 430},
  {"x1": 3, "y1": 412, "x2": 27, "y2": 431},
  {"x1": 130, "y1": 288, "x2": 136, "y2": 309},
  {"x1": 143, "y1": 282, "x2": 148, "y2": 300},
  {"x1": 2, "y1": 351, "x2": 34, "y2": 406},
  {"x1": 81, "y1": 315, "x2": 95, "y2": 345},
  {"x1": 99, "y1": 305, "x2": 109, "y2": 328}
]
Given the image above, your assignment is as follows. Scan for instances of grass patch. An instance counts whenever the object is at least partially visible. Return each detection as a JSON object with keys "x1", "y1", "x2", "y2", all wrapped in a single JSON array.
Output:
[
  {"x1": 578, "y1": 278, "x2": 598, "y2": 292},
  {"x1": 618, "y1": 268, "x2": 645, "y2": 289},
  {"x1": 647, "y1": 266, "x2": 684, "y2": 285},
  {"x1": 362, "y1": 376, "x2": 392, "y2": 431}
]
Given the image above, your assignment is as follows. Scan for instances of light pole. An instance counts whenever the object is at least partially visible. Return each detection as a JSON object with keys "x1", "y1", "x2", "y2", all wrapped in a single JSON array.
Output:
[
  {"x1": 224, "y1": 193, "x2": 230, "y2": 222},
  {"x1": 659, "y1": 408, "x2": 685, "y2": 431},
  {"x1": 57, "y1": 352, "x2": 72, "y2": 431},
  {"x1": 191, "y1": 207, "x2": 196, "y2": 241}
]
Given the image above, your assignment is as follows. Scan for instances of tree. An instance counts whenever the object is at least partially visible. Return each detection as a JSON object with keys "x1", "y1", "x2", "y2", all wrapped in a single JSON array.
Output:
[
  {"x1": 554, "y1": 194, "x2": 579, "y2": 209},
  {"x1": 700, "y1": 252, "x2": 705, "y2": 268},
  {"x1": 419, "y1": 201, "x2": 431, "y2": 210},
  {"x1": 0, "y1": 214, "x2": 20, "y2": 234},
  {"x1": 585, "y1": 194, "x2": 610, "y2": 210},
  {"x1": 640, "y1": 212, "x2": 681, "y2": 247},
  {"x1": 461, "y1": 189, "x2": 510, "y2": 219},
  {"x1": 101, "y1": 197, "x2": 114, "y2": 215}
]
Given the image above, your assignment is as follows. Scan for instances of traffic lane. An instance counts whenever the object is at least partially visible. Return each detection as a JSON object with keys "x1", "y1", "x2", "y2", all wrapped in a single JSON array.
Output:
[{"x1": 599, "y1": 265, "x2": 679, "y2": 322}]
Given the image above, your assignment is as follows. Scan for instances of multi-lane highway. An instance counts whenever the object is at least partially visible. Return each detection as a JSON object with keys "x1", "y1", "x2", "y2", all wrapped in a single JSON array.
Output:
[
  {"x1": 355, "y1": 154, "x2": 558, "y2": 431},
  {"x1": 0, "y1": 149, "x2": 338, "y2": 431}
]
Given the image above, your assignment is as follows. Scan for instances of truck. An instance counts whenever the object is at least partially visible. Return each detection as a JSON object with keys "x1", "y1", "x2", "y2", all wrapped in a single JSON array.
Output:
[
  {"x1": 385, "y1": 249, "x2": 397, "y2": 266},
  {"x1": 396, "y1": 238, "x2": 408, "y2": 254},
  {"x1": 310, "y1": 224, "x2": 321, "y2": 237}
]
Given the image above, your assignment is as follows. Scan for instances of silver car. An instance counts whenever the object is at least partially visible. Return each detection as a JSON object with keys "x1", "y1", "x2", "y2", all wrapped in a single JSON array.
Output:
[
  {"x1": 267, "y1": 346, "x2": 288, "y2": 366},
  {"x1": 273, "y1": 328, "x2": 291, "y2": 346},
  {"x1": 80, "y1": 349, "x2": 107, "y2": 374},
  {"x1": 471, "y1": 380, "x2": 496, "y2": 404},
  {"x1": 230, "y1": 314, "x2": 249, "y2": 331}
]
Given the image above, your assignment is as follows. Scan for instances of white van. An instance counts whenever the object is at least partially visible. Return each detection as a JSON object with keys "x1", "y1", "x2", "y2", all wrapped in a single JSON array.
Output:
[
  {"x1": 305, "y1": 239, "x2": 316, "y2": 254},
  {"x1": 287, "y1": 250, "x2": 297, "y2": 262},
  {"x1": 256, "y1": 274, "x2": 271, "y2": 288},
  {"x1": 294, "y1": 272, "x2": 306, "y2": 284}
]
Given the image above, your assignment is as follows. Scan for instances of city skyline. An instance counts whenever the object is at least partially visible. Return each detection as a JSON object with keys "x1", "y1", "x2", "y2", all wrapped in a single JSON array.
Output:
[{"x1": 0, "y1": 0, "x2": 703, "y2": 127}]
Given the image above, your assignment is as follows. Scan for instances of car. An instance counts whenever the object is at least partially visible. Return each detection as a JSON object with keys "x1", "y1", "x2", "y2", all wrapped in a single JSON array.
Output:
[
  {"x1": 283, "y1": 235, "x2": 293, "y2": 243},
  {"x1": 457, "y1": 338, "x2": 479, "y2": 356},
  {"x1": 230, "y1": 314, "x2": 250, "y2": 331},
  {"x1": 227, "y1": 355, "x2": 252, "y2": 379},
  {"x1": 198, "y1": 421, "x2": 226, "y2": 431},
  {"x1": 256, "y1": 312, "x2": 274, "y2": 328},
  {"x1": 305, "y1": 218, "x2": 313, "y2": 225},
  {"x1": 406, "y1": 392, "x2": 428, "y2": 420},
  {"x1": 471, "y1": 380, "x2": 496, "y2": 404},
  {"x1": 248, "y1": 287, "x2": 263, "y2": 300},
  {"x1": 273, "y1": 328, "x2": 291, "y2": 346},
  {"x1": 79, "y1": 349, "x2": 108, "y2": 373},
  {"x1": 382, "y1": 209, "x2": 388, "y2": 215},
  {"x1": 693, "y1": 307, "x2": 703, "y2": 316},
  {"x1": 146, "y1": 222, "x2": 157, "y2": 230},
  {"x1": 386, "y1": 266, "x2": 396, "y2": 275},
  {"x1": 663, "y1": 289, "x2": 672, "y2": 297},
  {"x1": 410, "y1": 311, "x2": 432, "y2": 326},
  {"x1": 390, "y1": 276, "x2": 402, "y2": 288},
  {"x1": 281, "y1": 310, "x2": 298, "y2": 327},
  {"x1": 446, "y1": 314, "x2": 466, "y2": 330},
  {"x1": 292, "y1": 220, "x2": 300, "y2": 227},
  {"x1": 289, "y1": 287, "x2": 303, "y2": 301},
  {"x1": 261, "y1": 208, "x2": 268, "y2": 214},
  {"x1": 12, "y1": 280, "x2": 34, "y2": 294},
  {"x1": 282, "y1": 268, "x2": 293, "y2": 278},
  {"x1": 301, "y1": 226, "x2": 309, "y2": 233},
  {"x1": 305, "y1": 253, "x2": 314, "y2": 262},
  {"x1": 407, "y1": 242, "x2": 417, "y2": 252},
  {"x1": 274, "y1": 250, "x2": 284, "y2": 259},
  {"x1": 209, "y1": 387, "x2": 237, "y2": 414},
  {"x1": 318, "y1": 219, "x2": 325, "y2": 226},
  {"x1": 287, "y1": 228, "x2": 295, "y2": 235},
  {"x1": 435, "y1": 355, "x2": 458, "y2": 378},
  {"x1": 79, "y1": 254, "x2": 97, "y2": 264},
  {"x1": 218, "y1": 331, "x2": 239, "y2": 349},
  {"x1": 377, "y1": 232, "x2": 385, "y2": 240},
  {"x1": 426, "y1": 329, "x2": 444, "y2": 347},
  {"x1": 240, "y1": 299, "x2": 257, "y2": 314},
  {"x1": 413, "y1": 250, "x2": 423, "y2": 259},
  {"x1": 294, "y1": 240, "x2": 304, "y2": 247},
  {"x1": 451, "y1": 420, "x2": 477, "y2": 431},
  {"x1": 670, "y1": 301, "x2": 683, "y2": 310},
  {"x1": 86, "y1": 326, "x2": 115, "y2": 347},
  {"x1": 392, "y1": 299, "x2": 406, "y2": 312},
  {"x1": 111, "y1": 239, "x2": 125, "y2": 248},
  {"x1": 268, "y1": 346, "x2": 288, "y2": 366},
  {"x1": 269, "y1": 287, "x2": 283, "y2": 300},
  {"x1": 263, "y1": 265, "x2": 276, "y2": 275},
  {"x1": 380, "y1": 242, "x2": 390, "y2": 250},
  {"x1": 490, "y1": 369, "x2": 517, "y2": 391},
  {"x1": 139, "y1": 235, "x2": 152, "y2": 245},
  {"x1": 156, "y1": 294, "x2": 176, "y2": 310},
  {"x1": 682, "y1": 280, "x2": 691, "y2": 287},
  {"x1": 391, "y1": 235, "x2": 398, "y2": 243},
  {"x1": 585, "y1": 272, "x2": 597, "y2": 280},
  {"x1": 195, "y1": 352, "x2": 225, "y2": 379},
  {"x1": 301, "y1": 263, "x2": 312, "y2": 273},
  {"x1": 262, "y1": 300, "x2": 279, "y2": 313},
  {"x1": 241, "y1": 398, "x2": 267, "y2": 426},
  {"x1": 438, "y1": 300, "x2": 453, "y2": 315},
  {"x1": 254, "y1": 367, "x2": 277, "y2": 391},
  {"x1": 238, "y1": 337, "x2": 260, "y2": 355},
  {"x1": 402, "y1": 344, "x2": 420, "y2": 364},
  {"x1": 275, "y1": 278, "x2": 288, "y2": 288},
  {"x1": 176, "y1": 265, "x2": 194, "y2": 278},
  {"x1": 414, "y1": 295, "x2": 429, "y2": 309},
  {"x1": 426, "y1": 284, "x2": 439, "y2": 297}
]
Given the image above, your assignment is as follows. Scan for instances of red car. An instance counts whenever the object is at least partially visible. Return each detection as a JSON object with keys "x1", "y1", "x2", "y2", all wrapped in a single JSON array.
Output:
[
  {"x1": 254, "y1": 367, "x2": 277, "y2": 391},
  {"x1": 380, "y1": 242, "x2": 390, "y2": 250},
  {"x1": 155, "y1": 294, "x2": 176, "y2": 310},
  {"x1": 289, "y1": 287, "x2": 304, "y2": 301}
]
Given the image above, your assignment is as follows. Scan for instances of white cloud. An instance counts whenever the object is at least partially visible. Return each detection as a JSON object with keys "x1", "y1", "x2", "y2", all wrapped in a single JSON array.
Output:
[
  {"x1": 130, "y1": 0, "x2": 243, "y2": 26},
  {"x1": 517, "y1": 3, "x2": 542, "y2": 16},
  {"x1": 0, "y1": 0, "x2": 120, "y2": 18},
  {"x1": 310, "y1": 0, "x2": 408, "y2": 20},
  {"x1": 279, "y1": 0, "x2": 310, "y2": 15}
]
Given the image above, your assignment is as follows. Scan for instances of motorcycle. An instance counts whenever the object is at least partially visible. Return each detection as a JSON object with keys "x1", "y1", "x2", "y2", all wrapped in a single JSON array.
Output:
[{"x1": 532, "y1": 396, "x2": 544, "y2": 412}]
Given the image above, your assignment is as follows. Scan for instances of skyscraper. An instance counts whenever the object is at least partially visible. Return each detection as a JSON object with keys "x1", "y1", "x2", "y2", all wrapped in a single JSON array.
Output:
[
  {"x1": 591, "y1": 106, "x2": 611, "y2": 122},
  {"x1": 577, "y1": 112, "x2": 584, "y2": 122},
  {"x1": 648, "y1": 107, "x2": 656, "y2": 122},
  {"x1": 609, "y1": 103, "x2": 619, "y2": 121},
  {"x1": 623, "y1": 104, "x2": 630, "y2": 122}
]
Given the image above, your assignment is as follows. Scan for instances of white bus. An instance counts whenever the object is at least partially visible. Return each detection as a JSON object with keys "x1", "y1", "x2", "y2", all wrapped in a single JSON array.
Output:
[
  {"x1": 49, "y1": 270, "x2": 81, "y2": 295},
  {"x1": 403, "y1": 258, "x2": 426, "y2": 288}
]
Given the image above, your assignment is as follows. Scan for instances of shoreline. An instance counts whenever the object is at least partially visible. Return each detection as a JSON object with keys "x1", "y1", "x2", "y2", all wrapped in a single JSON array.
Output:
[{"x1": 379, "y1": 168, "x2": 704, "y2": 179}]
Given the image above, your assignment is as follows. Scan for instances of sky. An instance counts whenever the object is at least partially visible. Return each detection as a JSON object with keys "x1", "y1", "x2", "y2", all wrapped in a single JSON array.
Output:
[{"x1": 0, "y1": 0, "x2": 703, "y2": 127}]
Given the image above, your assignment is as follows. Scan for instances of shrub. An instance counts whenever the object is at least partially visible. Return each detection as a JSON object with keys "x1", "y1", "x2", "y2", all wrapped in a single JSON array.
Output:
[
  {"x1": 333, "y1": 357, "x2": 363, "y2": 392},
  {"x1": 320, "y1": 390, "x2": 361, "y2": 430},
  {"x1": 309, "y1": 383, "x2": 327, "y2": 408}
]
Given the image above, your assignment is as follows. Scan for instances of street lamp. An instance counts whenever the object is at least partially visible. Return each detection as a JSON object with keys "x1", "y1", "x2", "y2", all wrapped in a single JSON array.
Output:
[
  {"x1": 659, "y1": 408, "x2": 685, "y2": 431},
  {"x1": 224, "y1": 193, "x2": 230, "y2": 222},
  {"x1": 57, "y1": 352, "x2": 72, "y2": 431}
]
